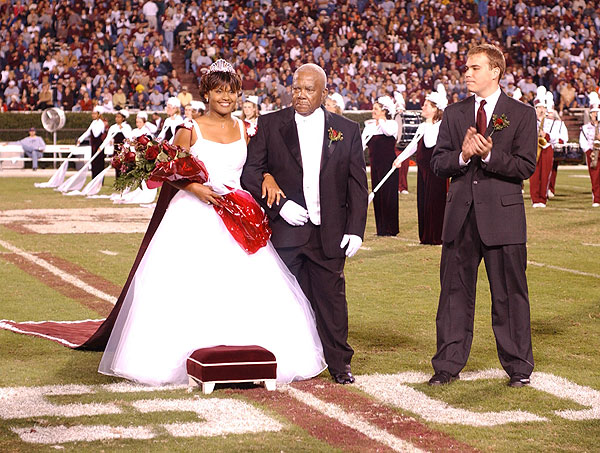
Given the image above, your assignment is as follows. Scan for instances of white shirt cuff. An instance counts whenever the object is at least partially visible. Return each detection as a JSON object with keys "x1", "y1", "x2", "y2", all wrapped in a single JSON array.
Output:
[
  {"x1": 459, "y1": 153, "x2": 470, "y2": 167},
  {"x1": 482, "y1": 151, "x2": 491, "y2": 164}
]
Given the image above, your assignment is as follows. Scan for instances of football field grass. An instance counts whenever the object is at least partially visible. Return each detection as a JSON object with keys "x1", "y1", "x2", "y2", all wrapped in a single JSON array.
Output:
[{"x1": 0, "y1": 167, "x2": 598, "y2": 452}]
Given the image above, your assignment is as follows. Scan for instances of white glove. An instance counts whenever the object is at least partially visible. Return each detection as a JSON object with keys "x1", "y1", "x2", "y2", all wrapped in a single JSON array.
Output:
[
  {"x1": 279, "y1": 200, "x2": 309, "y2": 226},
  {"x1": 340, "y1": 234, "x2": 362, "y2": 257}
]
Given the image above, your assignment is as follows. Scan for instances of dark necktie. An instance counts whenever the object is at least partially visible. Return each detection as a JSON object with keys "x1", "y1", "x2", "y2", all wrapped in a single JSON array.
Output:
[{"x1": 476, "y1": 100, "x2": 487, "y2": 135}]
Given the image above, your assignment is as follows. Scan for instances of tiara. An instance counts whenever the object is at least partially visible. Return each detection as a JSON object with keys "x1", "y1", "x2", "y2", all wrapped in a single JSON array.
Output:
[{"x1": 209, "y1": 59, "x2": 236, "y2": 74}]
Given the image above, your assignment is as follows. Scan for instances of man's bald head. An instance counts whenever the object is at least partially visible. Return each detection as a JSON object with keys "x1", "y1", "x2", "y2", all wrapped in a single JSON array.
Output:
[{"x1": 294, "y1": 64, "x2": 327, "y2": 86}]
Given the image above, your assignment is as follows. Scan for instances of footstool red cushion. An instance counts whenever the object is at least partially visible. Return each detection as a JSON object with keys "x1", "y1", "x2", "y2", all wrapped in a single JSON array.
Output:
[{"x1": 187, "y1": 345, "x2": 277, "y2": 394}]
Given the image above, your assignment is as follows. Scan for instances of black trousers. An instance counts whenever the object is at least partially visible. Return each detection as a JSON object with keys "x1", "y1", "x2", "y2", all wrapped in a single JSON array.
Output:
[
  {"x1": 276, "y1": 223, "x2": 353, "y2": 375},
  {"x1": 431, "y1": 206, "x2": 534, "y2": 377}
]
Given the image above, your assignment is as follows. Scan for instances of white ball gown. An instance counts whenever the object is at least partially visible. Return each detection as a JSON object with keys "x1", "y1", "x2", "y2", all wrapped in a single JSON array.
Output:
[{"x1": 99, "y1": 119, "x2": 326, "y2": 385}]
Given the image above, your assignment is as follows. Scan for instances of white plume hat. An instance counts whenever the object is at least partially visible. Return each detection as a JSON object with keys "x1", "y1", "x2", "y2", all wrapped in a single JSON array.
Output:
[
  {"x1": 189, "y1": 100, "x2": 205, "y2": 111},
  {"x1": 329, "y1": 92, "x2": 345, "y2": 111},
  {"x1": 137, "y1": 111, "x2": 148, "y2": 120},
  {"x1": 167, "y1": 97, "x2": 181, "y2": 108},
  {"x1": 116, "y1": 109, "x2": 129, "y2": 119},
  {"x1": 245, "y1": 95, "x2": 259, "y2": 105},
  {"x1": 377, "y1": 95, "x2": 396, "y2": 117},
  {"x1": 93, "y1": 106, "x2": 104, "y2": 113},
  {"x1": 512, "y1": 88, "x2": 523, "y2": 101},
  {"x1": 534, "y1": 86, "x2": 547, "y2": 107},
  {"x1": 426, "y1": 84, "x2": 448, "y2": 111},
  {"x1": 589, "y1": 91, "x2": 600, "y2": 113},
  {"x1": 393, "y1": 91, "x2": 405, "y2": 111},
  {"x1": 544, "y1": 91, "x2": 555, "y2": 111}
]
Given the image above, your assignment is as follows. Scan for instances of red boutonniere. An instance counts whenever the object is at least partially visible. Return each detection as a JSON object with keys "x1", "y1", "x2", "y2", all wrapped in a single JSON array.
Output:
[
  {"x1": 328, "y1": 127, "x2": 343, "y2": 147},
  {"x1": 488, "y1": 114, "x2": 510, "y2": 137}
]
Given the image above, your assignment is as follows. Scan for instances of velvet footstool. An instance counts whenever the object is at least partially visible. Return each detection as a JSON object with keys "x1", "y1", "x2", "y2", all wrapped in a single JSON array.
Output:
[{"x1": 187, "y1": 345, "x2": 277, "y2": 394}]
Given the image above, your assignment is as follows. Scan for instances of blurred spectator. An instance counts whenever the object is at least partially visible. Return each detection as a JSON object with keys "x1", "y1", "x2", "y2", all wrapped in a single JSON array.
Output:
[{"x1": 18, "y1": 127, "x2": 46, "y2": 171}]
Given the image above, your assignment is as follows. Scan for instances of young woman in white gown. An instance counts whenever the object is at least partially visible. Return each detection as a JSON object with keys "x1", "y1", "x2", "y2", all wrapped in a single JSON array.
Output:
[{"x1": 99, "y1": 60, "x2": 326, "y2": 386}]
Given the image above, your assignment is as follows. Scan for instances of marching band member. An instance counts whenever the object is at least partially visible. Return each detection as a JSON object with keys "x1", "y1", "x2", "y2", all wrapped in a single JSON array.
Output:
[
  {"x1": 394, "y1": 84, "x2": 448, "y2": 245},
  {"x1": 131, "y1": 112, "x2": 157, "y2": 138},
  {"x1": 530, "y1": 87, "x2": 558, "y2": 208},
  {"x1": 101, "y1": 110, "x2": 133, "y2": 178},
  {"x1": 77, "y1": 106, "x2": 107, "y2": 179},
  {"x1": 184, "y1": 100, "x2": 205, "y2": 120},
  {"x1": 241, "y1": 95, "x2": 260, "y2": 137},
  {"x1": 362, "y1": 95, "x2": 399, "y2": 236},
  {"x1": 546, "y1": 103, "x2": 569, "y2": 200},
  {"x1": 579, "y1": 93, "x2": 600, "y2": 208},
  {"x1": 157, "y1": 97, "x2": 184, "y2": 143}
]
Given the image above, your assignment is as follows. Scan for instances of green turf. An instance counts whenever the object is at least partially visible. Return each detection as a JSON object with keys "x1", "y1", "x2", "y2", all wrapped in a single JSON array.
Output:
[{"x1": 1, "y1": 168, "x2": 599, "y2": 452}]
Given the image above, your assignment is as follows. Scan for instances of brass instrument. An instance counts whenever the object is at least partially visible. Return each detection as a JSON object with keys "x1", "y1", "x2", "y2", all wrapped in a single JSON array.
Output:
[
  {"x1": 592, "y1": 122, "x2": 600, "y2": 169},
  {"x1": 537, "y1": 116, "x2": 547, "y2": 161}
]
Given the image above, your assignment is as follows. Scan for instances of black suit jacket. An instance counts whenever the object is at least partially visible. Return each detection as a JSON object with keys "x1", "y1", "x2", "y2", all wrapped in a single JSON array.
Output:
[
  {"x1": 242, "y1": 106, "x2": 368, "y2": 258},
  {"x1": 431, "y1": 91, "x2": 537, "y2": 246}
]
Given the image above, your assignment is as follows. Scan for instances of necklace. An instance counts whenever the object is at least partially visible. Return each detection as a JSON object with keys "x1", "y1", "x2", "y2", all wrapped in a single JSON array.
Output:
[{"x1": 209, "y1": 114, "x2": 231, "y2": 129}]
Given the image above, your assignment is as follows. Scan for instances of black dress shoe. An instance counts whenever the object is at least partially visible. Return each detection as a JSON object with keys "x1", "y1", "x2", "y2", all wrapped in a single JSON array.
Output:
[
  {"x1": 508, "y1": 375, "x2": 531, "y2": 388},
  {"x1": 428, "y1": 371, "x2": 459, "y2": 386},
  {"x1": 332, "y1": 372, "x2": 355, "y2": 385}
]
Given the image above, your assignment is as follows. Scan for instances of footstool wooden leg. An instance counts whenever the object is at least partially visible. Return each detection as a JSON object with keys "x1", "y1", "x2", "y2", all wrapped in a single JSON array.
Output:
[
  {"x1": 263, "y1": 379, "x2": 276, "y2": 391},
  {"x1": 201, "y1": 382, "x2": 215, "y2": 395}
]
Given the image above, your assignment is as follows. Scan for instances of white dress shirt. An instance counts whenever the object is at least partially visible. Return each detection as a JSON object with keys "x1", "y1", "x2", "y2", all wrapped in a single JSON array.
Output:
[
  {"x1": 295, "y1": 108, "x2": 325, "y2": 225},
  {"x1": 460, "y1": 86, "x2": 501, "y2": 166}
]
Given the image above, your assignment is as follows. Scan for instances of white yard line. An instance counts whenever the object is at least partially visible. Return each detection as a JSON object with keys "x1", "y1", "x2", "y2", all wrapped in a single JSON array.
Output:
[
  {"x1": 528, "y1": 260, "x2": 600, "y2": 279},
  {"x1": 282, "y1": 385, "x2": 426, "y2": 453},
  {"x1": 582, "y1": 242, "x2": 600, "y2": 247},
  {"x1": 0, "y1": 239, "x2": 117, "y2": 304}
]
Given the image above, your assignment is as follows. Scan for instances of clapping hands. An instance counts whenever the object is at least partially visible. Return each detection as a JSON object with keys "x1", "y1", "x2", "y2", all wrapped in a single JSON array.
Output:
[{"x1": 461, "y1": 127, "x2": 493, "y2": 162}]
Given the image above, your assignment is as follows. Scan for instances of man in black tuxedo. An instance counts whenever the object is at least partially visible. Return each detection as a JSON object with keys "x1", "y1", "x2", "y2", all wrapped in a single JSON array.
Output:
[
  {"x1": 429, "y1": 44, "x2": 537, "y2": 388},
  {"x1": 242, "y1": 64, "x2": 368, "y2": 384}
]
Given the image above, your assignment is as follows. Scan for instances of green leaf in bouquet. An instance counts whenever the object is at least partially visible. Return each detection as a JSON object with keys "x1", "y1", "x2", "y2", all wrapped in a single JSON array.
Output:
[{"x1": 156, "y1": 151, "x2": 170, "y2": 162}]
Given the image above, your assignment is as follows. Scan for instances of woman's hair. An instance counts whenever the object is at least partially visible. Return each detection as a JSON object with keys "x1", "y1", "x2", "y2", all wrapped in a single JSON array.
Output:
[
  {"x1": 467, "y1": 43, "x2": 505, "y2": 79},
  {"x1": 375, "y1": 102, "x2": 393, "y2": 120},
  {"x1": 199, "y1": 70, "x2": 242, "y2": 101},
  {"x1": 432, "y1": 106, "x2": 443, "y2": 123}
]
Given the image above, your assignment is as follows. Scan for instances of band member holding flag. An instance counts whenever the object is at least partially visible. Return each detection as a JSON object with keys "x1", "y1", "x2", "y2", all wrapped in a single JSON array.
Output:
[
  {"x1": 362, "y1": 95, "x2": 399, "y2": 236},
  {"x1": 77, "y1": 106, "x2": 107, "y2": 179},
  {"x1": 394, "y1": 84, "x2": 448, "y2": 245}
]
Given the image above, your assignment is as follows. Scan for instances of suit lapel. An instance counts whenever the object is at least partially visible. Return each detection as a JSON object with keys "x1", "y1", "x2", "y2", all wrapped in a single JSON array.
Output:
[
  {"x1": 321, "y1": 107, "x2": 334, "y2": 171},
  {"x1": 459, "y1": 96, "x2": 476, "y2": 133},
  {"x1": 278, "y1": 108, "x2": 303, "y2": 168}
]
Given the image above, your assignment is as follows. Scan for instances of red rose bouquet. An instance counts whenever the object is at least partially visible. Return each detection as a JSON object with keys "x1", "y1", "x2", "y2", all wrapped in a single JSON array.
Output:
[{"x1": 112, "y1": 134, "x2": 271, "y2": 254}]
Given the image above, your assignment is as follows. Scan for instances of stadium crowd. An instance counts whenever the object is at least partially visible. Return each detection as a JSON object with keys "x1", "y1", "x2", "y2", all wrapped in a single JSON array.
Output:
[{"x1": 0, "y1": 0, "x2": 599, "y2": 113}]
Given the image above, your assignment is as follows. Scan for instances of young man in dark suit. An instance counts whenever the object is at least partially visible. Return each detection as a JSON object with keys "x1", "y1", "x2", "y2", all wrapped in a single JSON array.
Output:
[
  {"x1": 429, "y1": 44, "x2": 537, "y2": 388},
  {"x1": 242, "y1": 64, "x2": 368, "y2": 384}
]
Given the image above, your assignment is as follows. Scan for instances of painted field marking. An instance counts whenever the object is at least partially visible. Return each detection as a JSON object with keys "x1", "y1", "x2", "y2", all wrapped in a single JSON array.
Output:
[
  {"x1": 356, "y1": 369, "x2": 600, "y2": 425},
  {"x1": 13, "y1": 425, "x2": 154, "y2": 444},
  {"x1": 282, "y1": 385, "x2": 425, "y2": 453},
  {"x1": 582, "y1": 242, "x2": 600, "y2": 247},
  {"x1": 133, "y1": 398, "x2": 282, "y2": 437},
  {"x1": 528, "y1": 260, "x2": 600, "y2": 279},
  {"x1": 0, "y1": 239, "x2": 117, "y2": 304},
  {"x1": 1, "y1": 384, "x2": 281, "y2": 444},
  {"x1": 356, "y1": 370, "x2": 546, "y2": 426}
]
